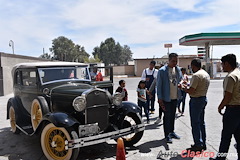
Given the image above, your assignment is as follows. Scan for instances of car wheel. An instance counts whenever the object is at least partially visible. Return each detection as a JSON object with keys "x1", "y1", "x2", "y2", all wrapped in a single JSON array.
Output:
[
  {"x1": 121, "y1": 113, "x2": 144, "y2": 147},
  {"x1": 9, "y1": 106, "x2": 20, "y2": 134},
  {"x1": 41, "y1": 123, "x2": 79, "y2": 160},
  {"x1": 31, "y1": 99, "x2": 43, "y2": 131}
]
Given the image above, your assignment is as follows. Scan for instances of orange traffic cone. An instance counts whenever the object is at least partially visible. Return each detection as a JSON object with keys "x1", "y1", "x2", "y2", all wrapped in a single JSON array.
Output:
[{"x1": 116, "y1": 137, "x2": 126, "y2": 160}]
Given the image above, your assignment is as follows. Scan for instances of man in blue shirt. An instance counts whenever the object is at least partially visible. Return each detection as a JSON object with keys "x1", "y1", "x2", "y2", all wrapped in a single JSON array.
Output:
[{"x1": 157, "y1": 53, "x2": 182, "y2": 143}]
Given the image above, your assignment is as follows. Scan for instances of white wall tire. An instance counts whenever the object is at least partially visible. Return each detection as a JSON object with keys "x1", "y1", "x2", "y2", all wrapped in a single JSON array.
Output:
[
  {"x1": 41, "y1": 123, "x2": 73, "y2": 160},
  {"x1": 31, "y1": 99, "x2": 43, "y2": 131}
]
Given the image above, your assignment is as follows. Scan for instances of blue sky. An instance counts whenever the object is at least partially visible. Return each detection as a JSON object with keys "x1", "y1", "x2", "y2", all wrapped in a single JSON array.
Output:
[{"x1": 1, "y1": 0, "x2": 240, "y2": 61}]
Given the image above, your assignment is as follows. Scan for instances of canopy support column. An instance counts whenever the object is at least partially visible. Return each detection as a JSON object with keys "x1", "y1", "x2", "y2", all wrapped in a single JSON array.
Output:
[{"x1": 205, "y1": 42, "x2": 213, "y2": 78}]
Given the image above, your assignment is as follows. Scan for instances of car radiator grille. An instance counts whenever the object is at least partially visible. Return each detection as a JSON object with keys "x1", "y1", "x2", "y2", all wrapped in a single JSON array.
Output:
[{"x1": 85, "y1": 90, "x2": 109, "y2": 131}]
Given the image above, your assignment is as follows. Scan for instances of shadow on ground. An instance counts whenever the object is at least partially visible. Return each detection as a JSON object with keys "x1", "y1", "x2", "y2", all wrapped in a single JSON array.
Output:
[
  {"x1": 0, "y1": 127, "x2": 194, "y2": 160},
  {"x1": 0, "y1": 127, "x2": 117, "y2": 160},
  {"x1": 0, "y1": 127, "x2": 45, "y2": 160}
]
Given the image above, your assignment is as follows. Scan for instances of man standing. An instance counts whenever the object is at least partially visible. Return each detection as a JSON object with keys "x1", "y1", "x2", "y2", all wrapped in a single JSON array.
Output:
[
  {"x1": 210, "y1": 54, "x2": 240, "y2": 160},
  {"x1": 183, "y1": 58, "x2": 210, "y2": 152},
  {"x1": 141, "y1": 61, "x2": 158, "y2": 114},
  {"x1": 157, "y1": 53, "x2": 182, "y2": 143}
]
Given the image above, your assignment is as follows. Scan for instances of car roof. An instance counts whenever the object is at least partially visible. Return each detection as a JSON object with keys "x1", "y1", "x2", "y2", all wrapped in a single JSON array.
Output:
[{"x1": 12, "y1": 61, "x2": 89, "y2": 76}]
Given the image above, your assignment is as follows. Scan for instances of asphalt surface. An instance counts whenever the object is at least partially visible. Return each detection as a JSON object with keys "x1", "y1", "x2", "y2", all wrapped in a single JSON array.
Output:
[{"x1": 0, "y1": 77, "x2": 238, "y2": 160}]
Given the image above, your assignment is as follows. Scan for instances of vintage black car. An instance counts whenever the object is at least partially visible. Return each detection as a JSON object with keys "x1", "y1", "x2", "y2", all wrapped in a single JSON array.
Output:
[{"x1": 6, "y1": 62, "x2": 144, "y2": 160}]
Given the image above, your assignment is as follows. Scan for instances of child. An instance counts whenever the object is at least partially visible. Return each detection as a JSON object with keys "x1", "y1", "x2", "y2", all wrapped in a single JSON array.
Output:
[
  {"x1": 178, "y1": 67, "x2": 189, "y2": 115},
  {"x1": 115, "y1": 80, "x2": 128, "y2": 101},
  {"x1": 137, "y1": 80, "x2": 150, "y2": 123}
]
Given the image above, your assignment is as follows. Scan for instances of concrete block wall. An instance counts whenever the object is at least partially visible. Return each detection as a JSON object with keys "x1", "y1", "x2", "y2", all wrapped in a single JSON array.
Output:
[
  {"x1": 113, "y1": 65, "x2": 134, "y2": 76},
  {"x1": 0, "y1": 52, "x2": 49, "y2": 96}
]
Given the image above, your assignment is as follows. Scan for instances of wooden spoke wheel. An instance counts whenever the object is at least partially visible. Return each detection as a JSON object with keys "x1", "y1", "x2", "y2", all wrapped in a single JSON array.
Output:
[
  {"x1": 41, "y1": 123, "x2": 79, "y2": 160},
  {"x1": 31, "y1": 99, "x2": 43, "y2": 131},
  {"x1": 9, "y1": 106, "x2": 20, "y2": 134}
]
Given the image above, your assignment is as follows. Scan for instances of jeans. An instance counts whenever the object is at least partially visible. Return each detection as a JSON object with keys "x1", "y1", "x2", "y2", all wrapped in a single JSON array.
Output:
[
  {"x1": 189, "y1": 96, "x2": 207, "y2": 147},
  {"x1": 163, "y1": 100, "x2": 177, "y2": 138},
  {"x1": 147, "y1": 90, "x2": 155, "y2": 112},
  {"x1": 178, "y1": 90, "x2": 186, "y2": 113},
  {"x1": 217, "y1": 107, "x2": 240, "y2": 160},
  {"x1": 138, "y1": 100, "x2": 149, "y2": 121}
]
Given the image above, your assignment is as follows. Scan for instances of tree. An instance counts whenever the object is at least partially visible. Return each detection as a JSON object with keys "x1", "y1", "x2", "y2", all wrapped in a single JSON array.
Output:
[
  {"x1": 92, "y1": 37, "x2": 133, "y2": 66},
  {"x1": 120, "y1": 45, "x2": 133, "y2": 65},
  {"x1": 84, "y1": 55, "x2": 102, "y2": 63},
  {"x1": 49, "y1": 36, "x2": 89, "y2": 62},
  {"x1": 39, "y1": 53, "x2": 52, "y2": 60}
]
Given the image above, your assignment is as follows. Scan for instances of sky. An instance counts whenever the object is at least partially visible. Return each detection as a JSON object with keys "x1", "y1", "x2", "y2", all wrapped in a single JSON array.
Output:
[{"x1": 1, "y1": 0, "x2": 240, "y2": 61}]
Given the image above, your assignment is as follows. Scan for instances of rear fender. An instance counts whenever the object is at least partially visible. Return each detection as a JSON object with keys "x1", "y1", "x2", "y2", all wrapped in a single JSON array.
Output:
[
  {"x1": 7, "y1": 98, "x2": 18, "y2": 120},
  {"x1": 7, "y1": 97, "x2": 32, "y2": 129}
]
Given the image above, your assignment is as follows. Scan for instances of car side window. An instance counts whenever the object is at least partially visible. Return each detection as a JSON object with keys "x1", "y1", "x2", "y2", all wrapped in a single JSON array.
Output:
[
  {"x1": 15, "y1": 71, "x2": 22, "y2": 85},
  {"x1": 22, "y1": 71, "x2": 37, "y2": 86}
]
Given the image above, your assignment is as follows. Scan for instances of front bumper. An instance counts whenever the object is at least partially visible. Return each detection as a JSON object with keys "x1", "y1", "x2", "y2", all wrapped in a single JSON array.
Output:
[{"x1": 65, "y1": 123, "x2": 145, "y2": 149}]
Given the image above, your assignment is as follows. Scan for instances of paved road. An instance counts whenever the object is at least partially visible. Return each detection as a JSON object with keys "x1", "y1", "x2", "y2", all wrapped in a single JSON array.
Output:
[{"x1": 0, "y1": 77, "x2": 238, "y2": 160}]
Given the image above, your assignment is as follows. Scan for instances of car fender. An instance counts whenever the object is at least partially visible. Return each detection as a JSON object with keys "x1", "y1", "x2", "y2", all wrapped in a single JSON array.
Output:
[
  {"x1": 42, "y1": 112, "x2": 80, "y2": 128},
  {"x1": 6, "y1": 97, "x2": 26, "y2": 120},
  {"x1": 6, "y1": 97, "x2": 19, "y2": 120},
  {"x1": 121, "y1": 101, "x2": 141, "y2": 115},
  {"x1": 35, "y1": 96, "x2": 49, "y2": 116},
  {"x1": 7, "y1": 97, "x2": 32, "y2": 129},
  {"x1": 114, "y1": 101, "x2": 141, "y2": 127}
]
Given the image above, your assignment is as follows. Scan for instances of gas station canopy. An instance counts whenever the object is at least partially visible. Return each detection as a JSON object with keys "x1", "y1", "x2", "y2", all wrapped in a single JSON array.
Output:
[{"x1": 179, "y1": 32, "x2": 240, "y2": 46}]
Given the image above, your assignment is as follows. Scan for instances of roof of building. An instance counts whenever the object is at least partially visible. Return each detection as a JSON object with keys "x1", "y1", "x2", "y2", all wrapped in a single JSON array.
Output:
[
  {"x1": 179, "y1": 32, "x2": 240, "y2": 46},
  {"x1": 134, "y1": 55, "x2": 199, "y2": 60}
]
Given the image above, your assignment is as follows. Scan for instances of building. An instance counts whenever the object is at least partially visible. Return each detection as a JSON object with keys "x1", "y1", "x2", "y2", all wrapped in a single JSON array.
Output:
[
  {"x1": 134, "y1": 55, "x2": 221, "y2": 77},
  {"x1": 0, "y1": 52, "x2": 49, "y2": 96}
]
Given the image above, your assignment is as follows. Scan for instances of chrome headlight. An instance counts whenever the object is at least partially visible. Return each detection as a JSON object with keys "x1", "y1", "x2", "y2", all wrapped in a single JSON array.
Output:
[
  {"x1": 112, "y1": 92, "x2": 122, "y2": 106},
  {"x1": 72, "y1": 95, "x2": 86, "y2": 112}
]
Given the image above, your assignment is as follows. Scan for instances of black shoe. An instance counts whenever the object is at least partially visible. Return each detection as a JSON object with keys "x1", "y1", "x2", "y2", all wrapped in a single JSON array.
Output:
[
  {"x1": 191, "y1": 144, "x2": 207, "y2": 150},
  {"x1": 166, "y1": 136, "x2": 172, "y2": 143},
  {"x1": 186, "y1": 145, "x2": 204, "y2": 152},
  {"x1": 169, "y1": 132, "x2": 180, "y2": 139},
  {"x1": 203, "y1": 144, "x2": 207, "y2": 150}
]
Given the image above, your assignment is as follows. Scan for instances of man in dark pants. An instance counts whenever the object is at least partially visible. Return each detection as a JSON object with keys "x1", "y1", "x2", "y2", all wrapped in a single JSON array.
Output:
[
  {"x1": 141, "y1": 61, "x2": 158, "y2": 114},
  {"x1": 156, "y1": 53, "x2": 182, "y2": 143},
  {"x1": 183, "y1": 58, "x2": 210, "y2": 152},
  {"x1": 210, "y1": 54, "x2": 240, "y2": 160},
  {"x1": 149, "y1": 78, "x2": 163, "y2": 124}
]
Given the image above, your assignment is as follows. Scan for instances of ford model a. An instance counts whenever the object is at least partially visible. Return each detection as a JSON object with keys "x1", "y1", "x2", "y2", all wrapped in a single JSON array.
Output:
[{"x1": 6, "y1": 62, "x2": 144, "y2": 160}]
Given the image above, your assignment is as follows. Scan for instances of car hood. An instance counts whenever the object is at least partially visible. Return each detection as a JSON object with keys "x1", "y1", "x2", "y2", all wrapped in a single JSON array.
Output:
[{"x1": 51, "y1": 83, "x2": 93, "y2": 96}]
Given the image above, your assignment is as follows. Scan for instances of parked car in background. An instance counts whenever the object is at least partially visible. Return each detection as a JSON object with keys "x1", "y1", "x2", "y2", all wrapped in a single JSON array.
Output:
[{"x1": 6, "y1": 62, "x2": 144, "y2": 160}]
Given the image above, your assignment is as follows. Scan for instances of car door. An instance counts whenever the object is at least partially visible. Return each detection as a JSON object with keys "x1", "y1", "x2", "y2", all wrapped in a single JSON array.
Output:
[{"x1": 20, "y1": 69, "x2": 38, "y2": 114}]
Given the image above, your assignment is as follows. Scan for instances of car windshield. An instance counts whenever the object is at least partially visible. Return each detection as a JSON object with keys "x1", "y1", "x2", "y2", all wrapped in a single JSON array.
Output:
[{"x1": 38, "y1": 66, "x2": 90, "y2": 84}]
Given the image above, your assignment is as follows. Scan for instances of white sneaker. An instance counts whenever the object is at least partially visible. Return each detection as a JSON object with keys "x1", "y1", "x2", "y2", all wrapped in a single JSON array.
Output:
[{"x1": 155, "y1": 118, "x2": 162, "y2": 124}]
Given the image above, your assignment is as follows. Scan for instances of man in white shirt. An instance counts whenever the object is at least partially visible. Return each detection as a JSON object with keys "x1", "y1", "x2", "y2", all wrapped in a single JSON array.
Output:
[{"x1": 141, "y1": 61, "x2": 158, "y2": 114}]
